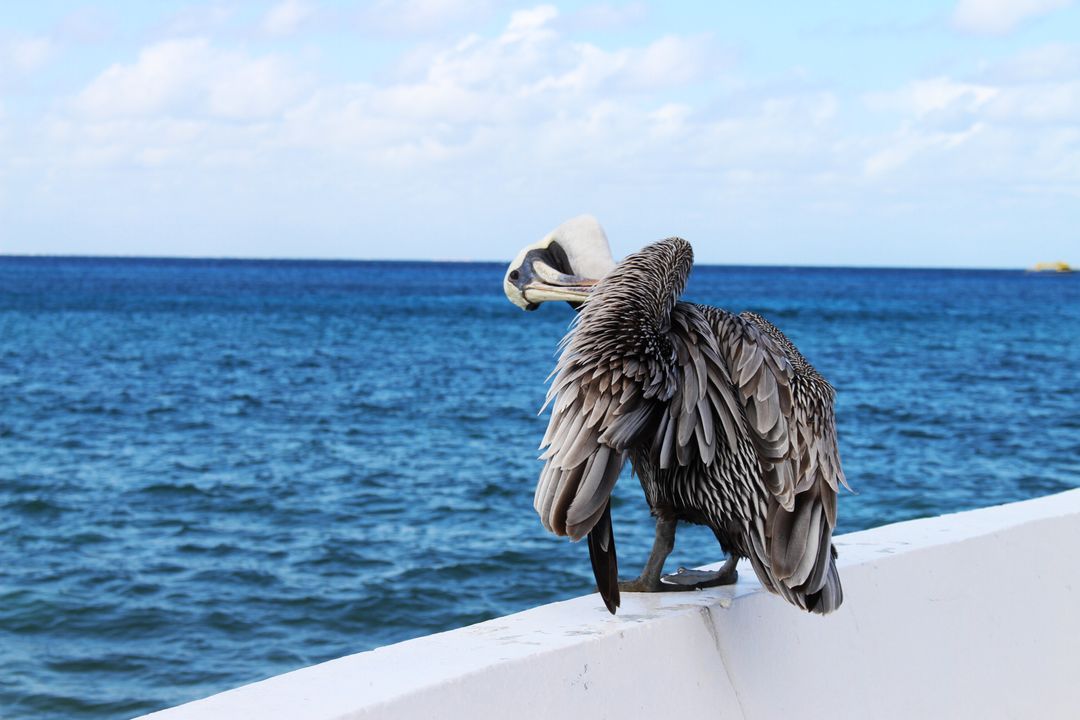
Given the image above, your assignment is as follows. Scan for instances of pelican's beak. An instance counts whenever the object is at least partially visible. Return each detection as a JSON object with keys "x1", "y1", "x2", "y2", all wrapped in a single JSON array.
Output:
[
  {"x1": 523, "y1": 260, "x2": 599, "y2": 304},
  {"x1": 504, "y1": 241, "x2": 600, "y2": 311},
  {"x1": 505, "y1": 257, "x2": 598, "y2": 310}
]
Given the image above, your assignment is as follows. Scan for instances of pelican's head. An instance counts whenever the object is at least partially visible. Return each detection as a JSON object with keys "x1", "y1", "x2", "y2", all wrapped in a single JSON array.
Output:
[{"x1": 503, "y1": 215, "x2": 616, "y2": 311}]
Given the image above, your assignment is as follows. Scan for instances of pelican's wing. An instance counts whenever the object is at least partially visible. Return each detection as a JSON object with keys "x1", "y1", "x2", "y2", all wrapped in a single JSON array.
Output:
[
  {"x1": 535, "y1": 314, "x2": 676, "y2": 615},
  {"x1": 535, "y1": 333, "x2": 669, "y2": 541},
  {"x1": 710, "y1": 308, "x2": 845, "y2": 613},
  {"x1": 650, "y1": 303, "x2": 749, "y2": 470}
]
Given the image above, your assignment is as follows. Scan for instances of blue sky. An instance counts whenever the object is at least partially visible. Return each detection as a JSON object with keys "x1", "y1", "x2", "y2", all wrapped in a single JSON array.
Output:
[{"x1": 1, "y1": 1, "x2": 1078, "y2": 266}]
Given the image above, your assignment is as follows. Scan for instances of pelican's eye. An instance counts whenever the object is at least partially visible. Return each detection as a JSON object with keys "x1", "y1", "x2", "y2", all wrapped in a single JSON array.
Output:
[{"x1": 509, "y1": 270, "x2": 520, "y2": 281}]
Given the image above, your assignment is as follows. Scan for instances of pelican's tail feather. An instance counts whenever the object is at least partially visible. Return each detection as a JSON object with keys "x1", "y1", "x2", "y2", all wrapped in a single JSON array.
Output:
[{"x1": 587, "y1": 501, "x2": 620, "y2": 614}]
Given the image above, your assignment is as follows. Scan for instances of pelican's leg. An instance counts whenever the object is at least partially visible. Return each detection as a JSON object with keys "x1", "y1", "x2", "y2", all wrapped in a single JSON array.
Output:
[
  {"x1": 659, "y1": 554, "x2": 739, "y2": 589},
  {"x1": 618, "y1": 517, "x2": 689, "y2": 593}
]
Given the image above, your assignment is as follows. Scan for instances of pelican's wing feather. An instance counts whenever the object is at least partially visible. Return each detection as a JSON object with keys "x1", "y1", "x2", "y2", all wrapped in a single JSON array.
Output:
[
  {"x1": 708, "y1": 308, "x2": 845, "y2": 613},
  {"x1": 536, "y1": 338, "x2": 666, "y2": 541},
  {"x1": 652, "y1": 303, "x2": 747, "y2": 470}
]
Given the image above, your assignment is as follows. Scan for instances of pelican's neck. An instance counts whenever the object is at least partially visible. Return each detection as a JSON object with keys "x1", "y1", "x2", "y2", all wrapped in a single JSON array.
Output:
[{"x1": 583, "y1": 237, "x2": 693, "y2": 329}]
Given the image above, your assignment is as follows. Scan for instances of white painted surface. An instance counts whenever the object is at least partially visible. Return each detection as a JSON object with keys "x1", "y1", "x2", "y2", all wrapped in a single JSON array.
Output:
[{"x1": 138, "y1": 489, "x2": 1080, "y2": 720}]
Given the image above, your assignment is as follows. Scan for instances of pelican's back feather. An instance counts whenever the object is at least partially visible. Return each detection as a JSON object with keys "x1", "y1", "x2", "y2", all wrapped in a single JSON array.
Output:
[{"x1": 708, "y1": 309, "x2": 845, "y2": 614}]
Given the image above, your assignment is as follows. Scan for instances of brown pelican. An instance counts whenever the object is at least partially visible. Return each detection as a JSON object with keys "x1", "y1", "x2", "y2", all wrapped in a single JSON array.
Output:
[{"x1": 504, "y1": 216, "x2": 847, "y2": 615}]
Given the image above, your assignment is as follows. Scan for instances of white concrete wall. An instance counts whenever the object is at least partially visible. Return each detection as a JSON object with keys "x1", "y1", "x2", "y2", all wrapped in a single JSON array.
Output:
[{"x1": 138, "y1": 489, "x2": 1080, "y2": 720}]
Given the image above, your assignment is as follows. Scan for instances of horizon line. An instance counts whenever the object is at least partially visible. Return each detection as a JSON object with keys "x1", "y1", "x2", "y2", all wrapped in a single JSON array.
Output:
[{"x1": 0, "y1": 252, "x2": 1047, "y2": 273}]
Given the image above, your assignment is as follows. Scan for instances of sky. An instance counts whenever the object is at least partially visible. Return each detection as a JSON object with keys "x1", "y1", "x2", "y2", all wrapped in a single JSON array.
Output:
[{"x1": 1, "y1": 1, "x2": 1078, "y2": 267}]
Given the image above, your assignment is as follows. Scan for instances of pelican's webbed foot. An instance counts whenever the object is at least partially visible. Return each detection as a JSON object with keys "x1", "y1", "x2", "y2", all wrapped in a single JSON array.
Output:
[
  {"x1": 659, "y1": 560, "x2": 738, "y2": 590},
  {"x1": 618, "y1": 575, "x2": 694, "y2": 593},
  {"x1": 620, "y1": 555, "x2": 739, "y2": 593}
]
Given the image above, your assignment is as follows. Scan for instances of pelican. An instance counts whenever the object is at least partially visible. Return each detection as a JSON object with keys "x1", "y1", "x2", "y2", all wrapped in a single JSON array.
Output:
[{"x1": 504, "y1": 216, "x2": 847, "y2": 615}]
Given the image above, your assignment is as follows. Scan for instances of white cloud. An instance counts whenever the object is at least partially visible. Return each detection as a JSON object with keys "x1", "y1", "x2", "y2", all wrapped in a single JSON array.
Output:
[
  {"x1": 55, "y1": 7, "x2": 116, "y2": 45},
  {"x1": 865, "y1": 77, "x2": 998, "y2": 119},
  {"x1": 37, "y1": 8, "x2": 821, "y2": 186},
  {"x1": 261, "y1": 0, "x2": 314, "y2": 37},
  {"x1": 620, "y1": 34, "x2": 711, "y2": 89},
  {"x1": 862, "y1": 65, "x2": 1080, "y2": 183},
  {"x1": 156, "y1": 4, "x2": 234, "y2": 37},
  {"x1": 73, "y1": 38, "x2": 307, "y2": 120},
  {"x1": 867, "y1": 73, "x2": 1080, "y2": 127},
  {"x1": 865, "y1": 123, "x2": 986, "y2": 176},
  {"x1": 567, "y1": 2, "x2": 648, "y2": 30},
  {"x1": 365, "y1": 0, "x2": 496, "y2": 35},
  {"x1": 989, "y1": 43, "x2": 1080, "y2": 81},
  {"x1": 42, "y1": 6, "x2": 736, "y2": 186},
  {"x1": 985, "y1": 80, "x2": 1080, "y2": 122},
  {"x1": 952, "y1": 0, "x2": 1073, "y2": 35},
  {"x1": 17, "y1": 4, "x2": 1078, "y2": 262},
  {"x1": 48, "y1": 6, "x2": 1080, "y2": 189},
  {"x1": 4, "y1": 36, "x2": 54, "y2": 73},
  {"x1": 501, "y1": 4, "x2": 560, "y2": 40}
]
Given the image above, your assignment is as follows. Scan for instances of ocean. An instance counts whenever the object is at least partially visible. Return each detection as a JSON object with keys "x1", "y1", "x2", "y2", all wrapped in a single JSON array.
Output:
[{"x1": 2, "y1": 257, "x2": 1078, "y2": 719}]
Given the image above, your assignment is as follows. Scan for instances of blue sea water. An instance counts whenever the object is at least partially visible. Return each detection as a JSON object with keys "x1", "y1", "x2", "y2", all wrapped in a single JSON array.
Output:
[{"x1": 1, "y1": 256, "x2": 1078, "y2": 719}]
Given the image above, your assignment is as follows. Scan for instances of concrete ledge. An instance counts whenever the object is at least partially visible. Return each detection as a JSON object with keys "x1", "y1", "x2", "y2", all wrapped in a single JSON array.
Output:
[{"x1": 139, "y1": 489, "x2": 1080, "y2": 720}]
